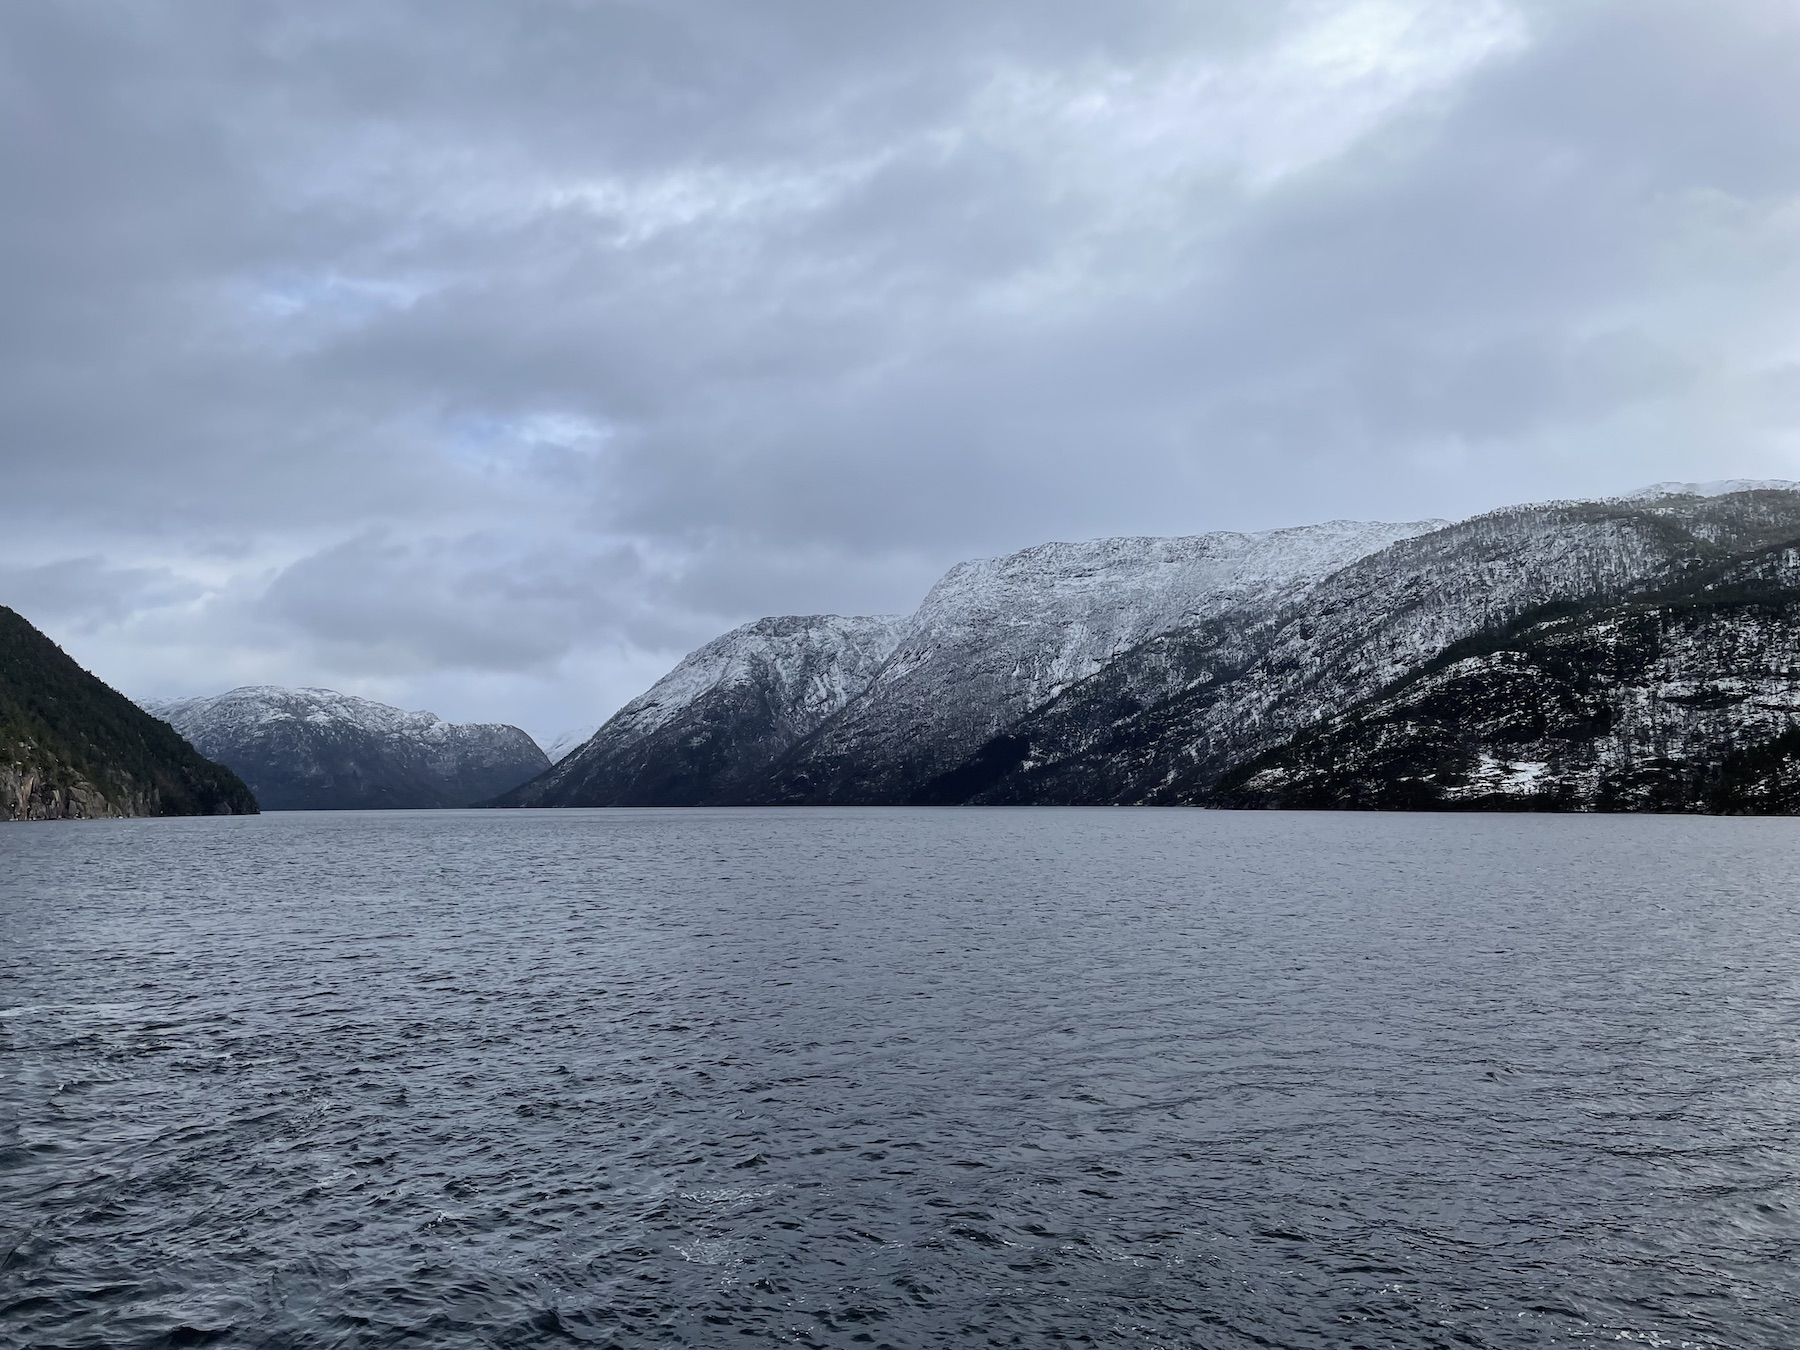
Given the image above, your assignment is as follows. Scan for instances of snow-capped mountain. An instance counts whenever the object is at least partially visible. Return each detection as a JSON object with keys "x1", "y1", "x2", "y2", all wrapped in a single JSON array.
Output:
[
  {"x1": 497, "y1": 483, "x2": 1800, "y2": 813},
  {"x1": 759, "y1": 520, "x2": 1445, "y2": 802},
  {"x1": 958, "y1": 488, "x2": 1800, "y2": 804},
  {"x1": 1624, "y1": 478, "x2": 1800, "y2": 501},
  {"x1": 146, "y1": 686, "x2": 549, "y2": 810},
  {"x1": 498, "y1": 614, "x2": 903, "y2": 807},
  {"x1": 505, "y1": 520, "x2": 1440, "y2": 807}
]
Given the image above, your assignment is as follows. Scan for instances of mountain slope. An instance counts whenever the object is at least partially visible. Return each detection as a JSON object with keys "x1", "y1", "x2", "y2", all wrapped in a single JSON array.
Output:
[
  {"x1": 488, "y1": 484, "x2": 1800, "y2": 814},
  {"x1": 497, "y1": 614, "x2": 903, "y2": 806},
  {"x1": 148, "y1": 687, "x2": 548, "y2": 810},
  {"x1": 929, "y1": 490, "x2": 1800, "y2": 804},
  {"x1": 1211, "y1": 540, "x2": 1800, "y2": 812},
  {"x1": 2, "y1": 606, "x2": 257, "y2": 821},
  {"x1": 758, "y1": 521, "x2": 1443, "y2": 804}
]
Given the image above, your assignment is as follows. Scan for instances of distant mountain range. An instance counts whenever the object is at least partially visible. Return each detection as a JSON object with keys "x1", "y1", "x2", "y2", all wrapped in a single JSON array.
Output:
[
  {"x1": 145, "y1": 687, "x2": 549, "y2": 810},
  {"x1": 2, "y1": 606, "x2": 255, "y2": 821},
  {"x1": 15, "y1": 484, "x2": 1800, "y2": 819},
  {"x1": 495, "y1": 483, "x2": 1800, "y2": 813}
]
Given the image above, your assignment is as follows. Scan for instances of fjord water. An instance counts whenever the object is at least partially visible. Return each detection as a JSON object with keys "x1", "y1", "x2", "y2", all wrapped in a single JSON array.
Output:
[{"x1": 2, "y1": 811, "x2": 1796, "y2": 1348}]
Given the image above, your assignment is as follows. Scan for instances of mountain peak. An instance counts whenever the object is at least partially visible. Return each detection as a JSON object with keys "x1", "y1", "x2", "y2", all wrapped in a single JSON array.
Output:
[{"x1": 145, "y1": 685, "x2": 548, "y2": 810}]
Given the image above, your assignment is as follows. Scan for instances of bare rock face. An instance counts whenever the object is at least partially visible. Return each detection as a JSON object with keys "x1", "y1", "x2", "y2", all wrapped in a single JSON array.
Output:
[
  {"x1": 497, "y1": 615, "x2": 904, "y2": 806},
  {"x1": 145, "y1": 687, "x2": 548, "y2": 810},
  {"x1": 1, "y1": 763, "x2": 125, "y2": 821}
]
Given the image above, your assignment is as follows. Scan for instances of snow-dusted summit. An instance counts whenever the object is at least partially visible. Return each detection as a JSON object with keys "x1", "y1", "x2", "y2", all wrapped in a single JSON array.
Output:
[
  {"x1": 759, "y1": 520, "x2": 1445, "y2": 802},
  {"x1": 498, "y1": 615, "x2": 902, "y2": 807},
  {"x1": 146, "y1": 686, "x2": 548, "y2": 810}
]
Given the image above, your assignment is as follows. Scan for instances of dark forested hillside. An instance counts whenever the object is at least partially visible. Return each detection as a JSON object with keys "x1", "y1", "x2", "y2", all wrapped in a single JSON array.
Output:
[{"x1": 1, "y1": 606, "x2": 257, "y2": 821}]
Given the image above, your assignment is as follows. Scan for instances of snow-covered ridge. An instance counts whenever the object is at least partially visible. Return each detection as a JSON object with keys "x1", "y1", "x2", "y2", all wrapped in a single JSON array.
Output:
[
  {"x1": 143, "y1": 686, "x2": 551, "y2": 810},
  {"x1": 544, "y1": 725, "x2": 600, "y2": 763},
  {"x1": 1623, "y1": 479, "x2": 1800, "y2": 500},
  {"x1": 893, "y1": 519, "x2": 1447, "y2": 697},
  {"x1": 143, "y1": 685, "x2": 525, "y2": 745},
  {"x1": 560, "y1": 520, "x2": 1443, "y2": 798},
  {"x1": 534, "y1": 517, "x2": 1448, "y2": 806},
  {"x1": 502, "y1": 614, "x2": 908, "y2": 807},
  {"x1": 603, "y1": 614, "x2": 905, "y2": 742}
]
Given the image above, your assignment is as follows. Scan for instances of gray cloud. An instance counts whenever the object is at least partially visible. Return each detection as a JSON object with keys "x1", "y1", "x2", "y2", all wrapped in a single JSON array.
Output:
[
  {"x1": 3, "y1": 0, "x2": 1798, "y2": 741},
  {"x1": 0, "y1": 558, "x2": 200, "y2": 631}
]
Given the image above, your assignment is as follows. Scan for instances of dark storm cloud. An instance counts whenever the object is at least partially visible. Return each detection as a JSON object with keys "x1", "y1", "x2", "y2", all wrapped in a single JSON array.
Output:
[{"x1": 3, "y1": 0, "x2": 1797, "y2": 738}]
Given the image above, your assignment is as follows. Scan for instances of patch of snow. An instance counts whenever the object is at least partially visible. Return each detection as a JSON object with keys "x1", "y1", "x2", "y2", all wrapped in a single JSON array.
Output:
[
  {"x1": 544, "y1": 725, "x2": 600, "y2": 762},
  {"x1": 1622, "y1": 480, "x2": 1800, "y2": 501},
  {"x1": 1445, "y1": 753, "x2": 1550, "y2": 798}
]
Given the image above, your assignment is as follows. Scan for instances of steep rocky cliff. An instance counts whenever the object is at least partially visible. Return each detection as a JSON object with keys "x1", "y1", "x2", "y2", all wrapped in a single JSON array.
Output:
[
  {"x1": 147, "y1": 687, "x2": 548, "y2": 810},
  {"x1": 1, "y1": 606, "x2": 257, "y2": 821}
]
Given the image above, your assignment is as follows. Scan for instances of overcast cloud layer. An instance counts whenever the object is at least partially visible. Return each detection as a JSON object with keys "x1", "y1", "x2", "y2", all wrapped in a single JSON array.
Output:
[{"x1": 4, "y1": 0, "x2": 1799, "y2": 742}]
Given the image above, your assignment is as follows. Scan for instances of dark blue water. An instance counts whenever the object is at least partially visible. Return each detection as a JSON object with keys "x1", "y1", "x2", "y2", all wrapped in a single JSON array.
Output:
[{"x1": 2, "y1": 809, "x2": 1797, "y2": 1348}]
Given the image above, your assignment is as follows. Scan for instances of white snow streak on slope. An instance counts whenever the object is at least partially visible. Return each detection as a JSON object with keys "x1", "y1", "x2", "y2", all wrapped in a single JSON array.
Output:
[
  {"x1": 544, "y1": 725, "x2": 601, "y2": 763},
  {"x1": 1444, "y1": 754, "x2": 1551, "y2": 798}
]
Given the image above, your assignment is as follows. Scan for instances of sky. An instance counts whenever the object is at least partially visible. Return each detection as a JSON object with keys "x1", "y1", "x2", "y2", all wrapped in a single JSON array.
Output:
[{"x1": 4, "y1": 0, "x2": 1799, "y2": 745}]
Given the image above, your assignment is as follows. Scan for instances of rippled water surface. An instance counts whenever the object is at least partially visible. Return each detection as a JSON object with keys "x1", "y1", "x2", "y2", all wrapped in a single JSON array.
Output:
[{"x1": 3, "y1": 808, "x2": 1799, "y2": 1348}]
